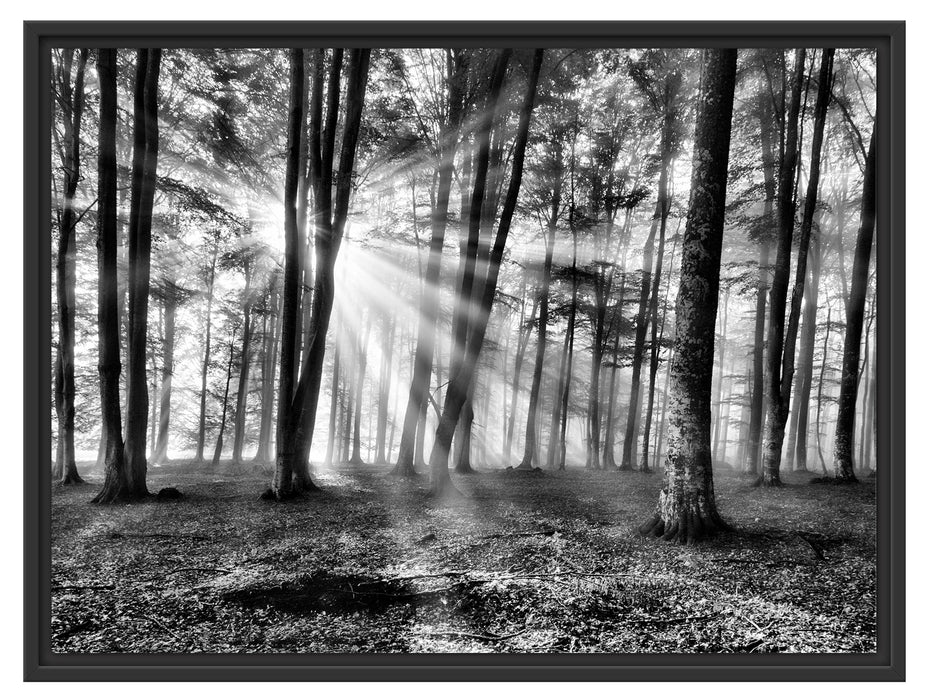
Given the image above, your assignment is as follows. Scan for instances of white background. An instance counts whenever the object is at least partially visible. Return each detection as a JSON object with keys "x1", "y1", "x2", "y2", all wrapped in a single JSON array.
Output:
[{"x1": 2, "y1": 1, "x2": 925, "y2": 697}]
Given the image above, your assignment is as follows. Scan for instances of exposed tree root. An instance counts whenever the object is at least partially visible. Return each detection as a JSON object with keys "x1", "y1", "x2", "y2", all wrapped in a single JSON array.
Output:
[
  {"x1": 389, "y1": 460, "x2": 420, "y2": 478},
  {"x1": 59, "y1": 470, "x2": 84, "y2": 486},
  {"x1": 639, "y1": 492, "x2": 732, "y2": 545},
  {"x1": 454, "y1": 462, "x2": 478, "y2": 474}
]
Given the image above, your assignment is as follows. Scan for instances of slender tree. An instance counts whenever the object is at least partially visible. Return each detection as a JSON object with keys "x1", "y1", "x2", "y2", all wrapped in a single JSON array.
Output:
[
  {"x1": 53, "y1": 48, "x2": 89, "y2": 485},
  {"x1": 393, "y1": 49, "x2": 465, "y2": 476},
  {"x1": 428, "y1": 49, "x2": 543, "y2": 497},
  {"x1": 833, "y1": 131, "x2": 875, "y2": 481},
  {"x1": 761, "y1": 48, "x2": 833, "y2": 485}
]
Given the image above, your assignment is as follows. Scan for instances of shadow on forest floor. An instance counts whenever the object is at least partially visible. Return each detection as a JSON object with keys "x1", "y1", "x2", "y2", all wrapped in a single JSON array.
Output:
[{"x1": 51, "y1": 461, "x2": 876, "y2": 654}]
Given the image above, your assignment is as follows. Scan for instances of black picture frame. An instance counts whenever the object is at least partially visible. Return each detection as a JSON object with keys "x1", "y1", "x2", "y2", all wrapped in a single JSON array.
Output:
[{"x1": 25, "y1": 20, "x2": 905, "y2": 681}]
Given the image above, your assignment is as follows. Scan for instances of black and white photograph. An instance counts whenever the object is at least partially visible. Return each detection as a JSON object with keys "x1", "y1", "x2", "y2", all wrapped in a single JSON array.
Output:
[{"x1": 37, "y1": 29, "x2": 894, "y2": 667}]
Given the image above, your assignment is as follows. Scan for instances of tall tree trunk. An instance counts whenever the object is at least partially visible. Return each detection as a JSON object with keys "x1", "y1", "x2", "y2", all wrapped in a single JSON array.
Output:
[
  {"x1": 815, "y1": 306, "x2": 832, "y2": 475},
  {"x1": 232, "y1": 263, "x2": 255, "y2": 463},
  {"x1": 711, "y1": 291, "x2": 729, "y2": 463},
  {"x1": 760, "y1": 47, "x2": 807, "y2": 485},
  {"x1": 518, "y1": 144, "x2": 562, "y2": 469},
  {"x1": 642, "y1": 231, "x2": 677, "y2": 471},
  {"x1": 54, "y1": 48, "x2": 88, "y2": 485},
  {"x1": 639, "y1": 48, "x2": 737, "y2": 544},
  {"x1": 324, "y1": 329, "x2": 341, "y2": 467},
  {"x1": 602, "y1": 336, "x2": 621, "y2": 469},
  {"x1": 195, "y1": 240, "x2": 219, "y2": 462},
  {"x1": 349, "y1": 317, "x2": 372, "y2": 465},
  {"x1": 273, "y1": 49, "x2": 371, "y2": 498},
  {"x1": 375, "y1": 314, "x2": 395, "y2": 464},
  {"x1": 272, "y1": 48, "x2": 314, "y2": 495},
  {"x1": 833, "y1": 132, "x2": 876, "y2": 481},
  {"x1": 393, "y1": 49, "x2": 464, "y2": 476},
  {"x1": 428, "y1": 50, "x2": 542, "y2": 496},
  {"x1": 123, "y1": 49, "x2": 161, "y2": 499},
  {"x1": 212, "y1": 328, "x2": 237, "y2": 467},
  {"x1": 621, "y1": 188, "x2": 664, "y2": 470},
  {"x1": 790, "y1": 237, "x2": 822, "y2": 471},
  {"x1": 152, "y1": 285, "x2": 176, "y2": 464},
  {"x1": 255, "y1": 272, "x2": 281, "y2": 464},
  {"x1": 92, "y1": 49, "x2": 128, "y2": 503},
  {"x1": 761, "y1": 48, "x2": 833, "y2": 486}
]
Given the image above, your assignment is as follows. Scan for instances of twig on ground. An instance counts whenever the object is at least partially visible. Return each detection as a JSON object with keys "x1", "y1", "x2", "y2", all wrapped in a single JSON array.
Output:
[
  {"x1": 420, "y1": 627, "x2": 528, "y2": 642},
  {"x1": 52, "y1": 583, "x2": 116, "y2": 591}
]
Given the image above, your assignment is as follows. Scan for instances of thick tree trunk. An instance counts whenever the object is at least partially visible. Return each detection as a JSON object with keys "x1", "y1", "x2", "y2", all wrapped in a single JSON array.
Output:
[
  {"x1": 123, "y1": 49, "x2": 161, "y2": 499},
  {"x1": 833, "y1": 132, "x2": 876, "y2": 481},
  {"x1": 54, "y1": 49, "x2": 88, "y2": 485},
  {"x1": 639, "y1": 48, "x2": 737, "y2": 544},
  {"x1": 92, "y1": 49, "x2": 129, "y2": 504}
]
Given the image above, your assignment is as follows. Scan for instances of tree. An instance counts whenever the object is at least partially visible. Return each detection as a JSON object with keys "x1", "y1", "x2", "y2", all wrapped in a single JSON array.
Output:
[
  {"x1": 639, "y1": 47, "x2": 737, "y2": 544},
  {"x1": 53, "y1": 48, "x2": 89, "y2": 485},
  {"x1": 393, "y1": 49, "x2": 465, "y2": 476},
  {"x1": 761, "y1": 49, "x2": 833, "y2": 486},
  {"x1": 91, "y1": 48, "x2": 129, "y2": 504},
  {"x1": 123, "y1": 49, "x2": 162, "y2": 498},
  {"x1": 270, "y1": 48, "x2": 372, "y2": 499},
  {"x1": 518, "y1": 130, "x2": 564, "y2": 470},
  {"x1": 833, "y1": 131, "x2": 875, "y2": 481},
  {"x1": 427, "y1": 49, "x2": 543, "y2": 497}
]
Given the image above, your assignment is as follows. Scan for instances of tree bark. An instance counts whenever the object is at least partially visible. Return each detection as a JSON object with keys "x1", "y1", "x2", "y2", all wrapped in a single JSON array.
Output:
[
  {"x1": 232, "y1": 261, "x2": 255, "y2": 463},
  {"x1": 518, "y1": 139, "x2": 562, "y2": 469},
  {"x1": 272, "y1": 49, "x2": 371, "y2": 498},
  {"x1": 212, "y1": 328, "x2": 237, "y2": 466},
  {"x1": 833, "y1": 131, "x2": 875, "y2": 482},
  {"x1": 428, "y1": 50, "x2": 542, "y2": 496},
  {"x1": 393, "y1": 49, "x2": 464, "y2": 476},
  {"x1": 123, "y1": 49, "x2": 161, "y2": 498},
  {"x1": 92, "y1": 49, "x2": 128, "y2": 504},
  {"x1": 761, "y1": 49, "x2": 834, "y2": 487},
  {"x1": 152, "y1": 283, "x2": 177, "y2": 464},
  {"x1": 639, "y1": 48, "x2": 737, "y2": 544},
  {"x1": 195, "y1": 239, "x2": 219, "y2": 462},
  {"x1": 54, "y1": 48, "x2": 88, "y2": 485}
]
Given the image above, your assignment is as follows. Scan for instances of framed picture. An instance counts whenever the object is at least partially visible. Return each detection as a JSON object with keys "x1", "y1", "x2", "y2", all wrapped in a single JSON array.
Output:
[{"x1": 25, "y1": 21, "x2": 905, "y2": 681}]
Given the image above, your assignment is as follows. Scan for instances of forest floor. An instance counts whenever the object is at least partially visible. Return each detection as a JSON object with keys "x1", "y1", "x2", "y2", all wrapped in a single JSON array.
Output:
[{"x1": 51, "y1": 461, "x2": 876, "y2": 654}]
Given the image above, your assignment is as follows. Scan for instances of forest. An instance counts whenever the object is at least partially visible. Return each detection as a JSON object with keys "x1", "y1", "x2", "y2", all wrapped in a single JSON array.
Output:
[{"x1": 49, "y1": 46, "x2": 877, "y2": 654}]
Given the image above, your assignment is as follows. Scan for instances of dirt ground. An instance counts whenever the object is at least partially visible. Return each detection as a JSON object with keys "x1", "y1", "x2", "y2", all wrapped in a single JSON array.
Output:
[{"x1": 50, "y1": 461, "x2": 876, "y2": 653}]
